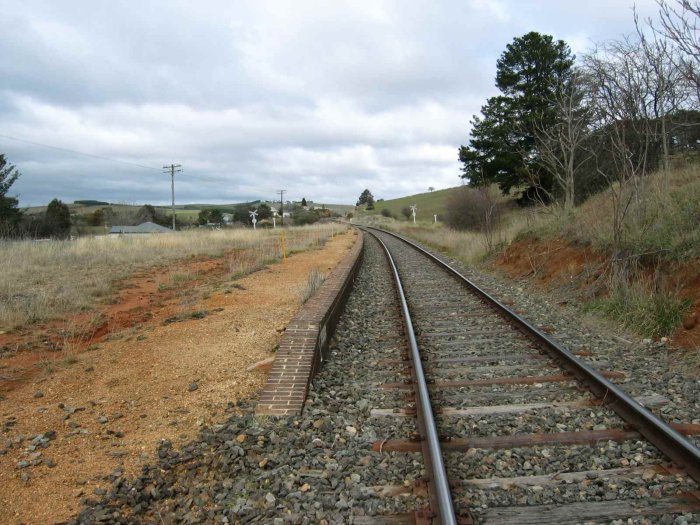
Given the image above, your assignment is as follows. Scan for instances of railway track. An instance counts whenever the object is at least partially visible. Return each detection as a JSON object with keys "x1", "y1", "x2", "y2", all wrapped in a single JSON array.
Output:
[
  {"x1": 358, "y1": 227, "x2": 700, "y2": 524},
  {"x1": 68, "y1": 227, "x2": 700, "y2": 524}
]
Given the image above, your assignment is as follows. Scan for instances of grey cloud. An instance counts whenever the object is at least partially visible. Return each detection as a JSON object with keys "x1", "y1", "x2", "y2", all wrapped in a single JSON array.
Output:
[{"x1": 0, "y1": 0, "x2": 661, "y2": 207}]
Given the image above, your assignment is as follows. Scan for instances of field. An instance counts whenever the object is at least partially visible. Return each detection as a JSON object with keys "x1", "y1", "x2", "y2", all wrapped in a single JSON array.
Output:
[{"x1": 0, "y1": 224, "x2": 347, "y2": 331}]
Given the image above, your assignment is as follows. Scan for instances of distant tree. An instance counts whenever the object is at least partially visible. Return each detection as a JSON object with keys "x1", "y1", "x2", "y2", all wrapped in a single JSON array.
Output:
[
  {"x1": 292, "y1": 208, "x2": 320, "y2": 225},
  {"x1": 0, "y1": 154, "x2": 22, "y2": 235},
  {"x1": 459, "y1": 32, "x2": 575, "y2": 202},
  {"x1": 89, "y1": 208, "x2": 106, "y2": 226},
  {"x1": 45, "y1": 198, "x2": 72, "y2": 238},
  {"x1": 401, "y1": 206, "x2": 412, "y2": 219},
  {"x1": 381, "y1": 208, "x2": 393, "y2": 218},
  {"x1": 428, "y1": 186, "x2": 435, "y2": 192},
  {"x1": 257, "y1": 203, "x2": 272, "y2": 220},
  {"x1": 197, "y1": 209, "x2": 212, "y2": 225},
  {"x1": 135, "y1": 204, "x2": 157, "y2": 223},
  {"x1": 209, "y1": 209, "x2": 224, "y2": 224},
  {"x1": 231, "y1": 204, "x2": 250, "y2": 223},
  {"x1": 301, "y1": 197, "x2": 307, "y2": 207},
  {"x1": 356, "y1": 189, "x2": 375, "y2": 209}
]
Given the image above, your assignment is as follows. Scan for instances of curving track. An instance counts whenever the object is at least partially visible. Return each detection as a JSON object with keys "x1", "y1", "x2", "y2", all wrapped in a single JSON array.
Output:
[{"x1": 361, "y1": 227, "x2": 700, "y2": 524}]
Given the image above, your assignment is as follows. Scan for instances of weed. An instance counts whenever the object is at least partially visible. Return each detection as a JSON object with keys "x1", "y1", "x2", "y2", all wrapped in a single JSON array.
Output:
[
  {"x1": 171, "y1": 272, "x2": 196, "y2": 283},
  {"x1": 38, "y1": 359, "x2": 56, "y2": 376},
  {"x1": 301, "y1": 267, "x2": 326, "y2": 304},
  {"x1": 163, "y1": 310, "x2": 209, "y2": 325},
  {"x1": 587, "y1": 279, "x2": 692, "y2": 338}
]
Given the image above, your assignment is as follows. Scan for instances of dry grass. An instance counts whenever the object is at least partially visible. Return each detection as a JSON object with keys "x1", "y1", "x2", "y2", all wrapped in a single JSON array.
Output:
[
  {"x1": 360, "y1": 207, "x2": 549, "y2": 264},
  {"x1": 301, "y1": 267, "x2": 326, "y2": 303},
  {"x1": 0, "y1": 224, "x2": 347, "y2": 330},
  {"x1": 535, "y1": 163, "x2": 700, "y2": 261}
]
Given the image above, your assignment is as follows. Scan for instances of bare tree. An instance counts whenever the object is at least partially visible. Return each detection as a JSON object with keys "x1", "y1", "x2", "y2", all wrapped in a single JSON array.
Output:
[
  {"x1": 583, "y1": 39, "x2": 657, "y2": 260},
  {"x1": 655, "y1": 0, "x2": 700, "y2": 104},
  {"x1": 533, "y1": 70, "x2": 594, "y2": 215},
  {"x1": 636, "y1": 8, "x2": 692, "y2": 189}
]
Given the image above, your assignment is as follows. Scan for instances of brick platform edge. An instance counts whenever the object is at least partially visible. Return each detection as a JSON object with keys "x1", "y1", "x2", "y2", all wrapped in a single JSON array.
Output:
[{"x1": 255, "y1": 230, "x2": 364, "y2": 416}]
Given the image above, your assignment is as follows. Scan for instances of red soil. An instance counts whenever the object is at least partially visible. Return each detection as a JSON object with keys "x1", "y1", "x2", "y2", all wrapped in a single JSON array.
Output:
[
  {"x1": 495, "y1": 238, "x2": 700, "y2": 349},
  {"x1": 0, "y1": 256, "x2": 227, "y2": 393}
]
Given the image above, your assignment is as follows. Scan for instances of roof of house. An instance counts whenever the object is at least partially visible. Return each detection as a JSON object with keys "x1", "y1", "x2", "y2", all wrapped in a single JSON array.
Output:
[{"x1": 109, "y1": 222, "x2": 173, "y2": 234}]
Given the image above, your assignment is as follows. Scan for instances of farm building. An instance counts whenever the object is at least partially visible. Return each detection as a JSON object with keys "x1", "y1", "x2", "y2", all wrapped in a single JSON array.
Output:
[{"x1": 109, "y1": 222, "x2": 173, "y2": 235}]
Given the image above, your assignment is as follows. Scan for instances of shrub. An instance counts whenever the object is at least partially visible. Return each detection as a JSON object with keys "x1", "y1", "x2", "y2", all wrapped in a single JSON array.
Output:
[
  {"x1": 381, "y1": 208, "x2": 393, "y2": 218},
  {"x1": 444, "y1": 186, "x2": 505, "y2": 232},
  {"x1": 293, "y1": 209, "x2": 320, "y2": 225}
]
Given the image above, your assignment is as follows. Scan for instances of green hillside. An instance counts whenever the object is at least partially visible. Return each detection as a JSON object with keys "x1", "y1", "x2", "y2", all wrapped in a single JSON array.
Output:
[{"x1": 355, "y1": 187, "x2": 458, "y2": 221}]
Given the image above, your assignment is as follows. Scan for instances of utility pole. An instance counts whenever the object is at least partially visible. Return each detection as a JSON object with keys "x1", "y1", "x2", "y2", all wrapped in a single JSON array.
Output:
[
  {"x1": 163, "y1": 164, "x2": 182, "y2": 231},
  {"x1": 276, "y1": 190, "x2": 286, "y2": 226}
]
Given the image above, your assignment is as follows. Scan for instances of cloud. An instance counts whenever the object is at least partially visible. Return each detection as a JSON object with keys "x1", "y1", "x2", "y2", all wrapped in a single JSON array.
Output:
[{"x1": 0, "y1": 0, "x2": 662, "y2": 207}]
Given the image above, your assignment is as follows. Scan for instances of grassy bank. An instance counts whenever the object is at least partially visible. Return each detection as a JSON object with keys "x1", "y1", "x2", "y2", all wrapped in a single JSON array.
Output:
[{"x1": 0, "y1": 224, "x2": 347, "y2": 330}]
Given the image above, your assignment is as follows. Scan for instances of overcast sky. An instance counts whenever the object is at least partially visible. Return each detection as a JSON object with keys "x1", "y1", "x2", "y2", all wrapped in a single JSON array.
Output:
[{"x1": 0, "y1": 0, "x2": 660, "y2": 207}]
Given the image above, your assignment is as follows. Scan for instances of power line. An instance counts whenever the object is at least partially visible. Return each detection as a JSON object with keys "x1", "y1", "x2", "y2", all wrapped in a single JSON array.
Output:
[{"x1": 0, "y1": 133, "x2": 161, "y2": 171}]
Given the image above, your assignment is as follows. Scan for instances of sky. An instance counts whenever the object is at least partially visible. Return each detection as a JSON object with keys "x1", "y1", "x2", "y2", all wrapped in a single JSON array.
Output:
[{"x1": 0, "y1": 0, "x2": 661, "y2": 207}]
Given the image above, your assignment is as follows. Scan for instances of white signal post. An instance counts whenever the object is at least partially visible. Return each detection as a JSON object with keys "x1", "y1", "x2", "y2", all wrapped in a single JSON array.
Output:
[
  {"x1": 410, "y1": 204, "x2": 417, "y2": 224},
  {"x1": 434, "y1": 214, "x2": 438, "y2": 223},
  {"x1": 249, "y1": 209, "x2": 258, "y2": 230}
]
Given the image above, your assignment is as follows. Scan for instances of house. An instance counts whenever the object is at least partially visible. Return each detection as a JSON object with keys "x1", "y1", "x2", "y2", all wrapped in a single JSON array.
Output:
[{"x1": 109, "y1": 222, "x2": 173, "y2": 235}]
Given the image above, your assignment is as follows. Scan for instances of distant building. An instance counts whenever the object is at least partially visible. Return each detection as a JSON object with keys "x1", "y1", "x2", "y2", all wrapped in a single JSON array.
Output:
[{"x1": 109, "y1": 222, "x2": 173, "y2": 235}]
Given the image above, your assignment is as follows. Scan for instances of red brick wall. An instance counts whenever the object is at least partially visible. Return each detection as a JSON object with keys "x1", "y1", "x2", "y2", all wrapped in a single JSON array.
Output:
[{"x1": 255, "y1": 231, "x2": 364, "y2": 416}]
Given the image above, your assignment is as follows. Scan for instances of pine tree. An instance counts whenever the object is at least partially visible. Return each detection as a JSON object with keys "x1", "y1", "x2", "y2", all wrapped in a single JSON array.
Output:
[
  {"x1": 459, "y1": 32, "x2": 574, "y2": 202},
  {"x1": 0, "y1": 154, "x2": 23, "y2": 235}
]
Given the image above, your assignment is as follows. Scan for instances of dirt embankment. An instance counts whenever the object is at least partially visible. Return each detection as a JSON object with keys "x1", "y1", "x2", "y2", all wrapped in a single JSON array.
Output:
[
  {"x1": 0, "y1": 230, "x2": 358, "y2": 525},
  {"x1": 495, "y1": 237, "x2": 700, "y2": 349}
]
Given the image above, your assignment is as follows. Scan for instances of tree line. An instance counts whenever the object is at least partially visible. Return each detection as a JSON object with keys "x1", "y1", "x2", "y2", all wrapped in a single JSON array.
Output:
[{"x1": 458, "y1": 0, "x2": 700, "y2": 236}]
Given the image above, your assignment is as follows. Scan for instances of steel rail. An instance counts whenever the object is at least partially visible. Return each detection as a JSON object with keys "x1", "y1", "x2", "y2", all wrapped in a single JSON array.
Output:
[
  {"x1": 368, "y1": 230, "x2": 458, "y2": 525},
  {"x1": 367, "y1": 225, "x2": 700, "y2": 484}
]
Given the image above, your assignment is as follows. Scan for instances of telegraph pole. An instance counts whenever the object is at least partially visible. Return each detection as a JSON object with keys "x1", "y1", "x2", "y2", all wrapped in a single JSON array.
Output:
[
  {"x1": 276, "y1": 189, "x2": 286, "y2": 226},
  {"x1": 163, "y1": 164, "x2": 182, "y2": 231}
]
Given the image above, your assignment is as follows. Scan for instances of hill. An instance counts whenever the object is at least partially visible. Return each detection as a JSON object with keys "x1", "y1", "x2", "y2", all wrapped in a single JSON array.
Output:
[{"x1": 355, "y1": 187, "x2": 459, "y2": 221}]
